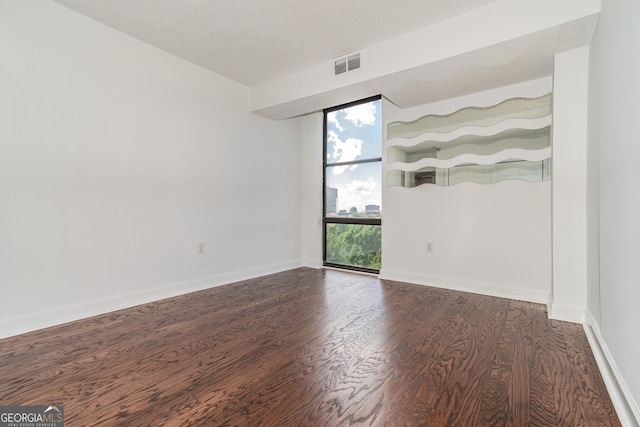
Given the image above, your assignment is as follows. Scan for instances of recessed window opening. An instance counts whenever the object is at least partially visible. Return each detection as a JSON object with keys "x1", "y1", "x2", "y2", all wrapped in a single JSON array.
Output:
[{"x1": 323, "y1": 96, "x2": 382, "y2": 273}]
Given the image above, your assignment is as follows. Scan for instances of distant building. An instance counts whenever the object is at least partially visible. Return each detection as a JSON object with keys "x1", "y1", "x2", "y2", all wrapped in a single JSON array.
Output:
[
  {"x1": 349, "y1": 206, "x2": 357, "y2": 214},
  {"x1": 365, "y1": 204, "x2": 380, "y2": 215},
  {"x1": 326, "y1": 187, "x2": 337, "y2": 214}
]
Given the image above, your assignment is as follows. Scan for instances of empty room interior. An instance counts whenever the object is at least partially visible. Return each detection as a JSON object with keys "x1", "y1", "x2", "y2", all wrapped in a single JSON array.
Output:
[{"x1": 1, "y1": 0, "x2": 639, "y2": 425}]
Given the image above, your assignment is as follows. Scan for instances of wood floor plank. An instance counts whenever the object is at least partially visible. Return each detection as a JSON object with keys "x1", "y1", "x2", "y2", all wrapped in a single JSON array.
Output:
[
  {"x1": 575, "y1": 325, "x2": 622, "y2": 424},
  {"x1": 475, "y1": 299, "x2": 522, "y2": 426},
  {"x1": 548, "y1": 319, "x2": 592, "y2": 426},
  {"x1": 0, "y1": 268, "x2": 620, "y2": 426},
  {"x1": 511, "y1": 299, "x2": 534, "y2": 425},
  {"x1": 528, "y1": 302, "x2": 563, "y2": 427},
  {"x1": 426, "y1": 294, "x2": 510, "y2": 426},
  {"x1": 560, "y1": 322, "x2": 620, "y2": 426}
]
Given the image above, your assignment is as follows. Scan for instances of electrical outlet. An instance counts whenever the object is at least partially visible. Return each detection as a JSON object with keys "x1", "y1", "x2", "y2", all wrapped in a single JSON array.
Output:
[
  {"x1": 198, "y1": 243, "x2": 205, "y2": 254},
  {"x1": 426, "y1": 242, "x2": 433, "y2": 253}
]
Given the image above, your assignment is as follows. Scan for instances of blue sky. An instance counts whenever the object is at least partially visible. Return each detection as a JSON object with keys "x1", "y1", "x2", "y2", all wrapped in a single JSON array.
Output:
[{"x1": 326, "y1": 99, "x2": 382, "y2": 213}]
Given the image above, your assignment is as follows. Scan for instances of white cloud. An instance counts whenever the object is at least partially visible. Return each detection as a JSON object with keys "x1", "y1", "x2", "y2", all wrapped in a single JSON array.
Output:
[
  {"x1": 347, "y1": 177, "x2": 377, "y2": 196},
  {"x1": 335, "y1": 177, "x2": 379, "y2": 212},
  {"x1": 327, "y1": 111, "x2": 344, "y2": 132},
  {"x1": 328, "y1": 131, "x2": 363, "y2": 174},
  {"x1": 344, "y1": 102, "x2": 377, "y2": 127},
  {"x1": 332, "y1": 163, "x2": 359, "y2": 175}
]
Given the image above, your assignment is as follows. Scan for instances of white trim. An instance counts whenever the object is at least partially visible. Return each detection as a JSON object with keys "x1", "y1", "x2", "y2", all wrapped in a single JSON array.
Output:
[
  {"x1": 583, "y1": 314, "x2": 640, "y2": 427},
  {"x1": 302, "y1": 258, "x2": 323, "y2": 269},
  {"x1": 0, "y1": 260, "x2": 302, "y2": 340},
  {"x1": 379, "y1": 269, "x2": 549, "y2": 304},
  {"x1": 322, "y1": 266, "x2": 380, "y2": 278},
  {"x1": 547, "y1": 302, "x2": 585, "y2": 323}
]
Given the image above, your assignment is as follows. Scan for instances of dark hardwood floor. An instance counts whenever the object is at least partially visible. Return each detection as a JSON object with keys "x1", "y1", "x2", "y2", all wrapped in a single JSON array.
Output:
[{"x1": 0, "y1": 268, "x2": 619, "y2": 426}]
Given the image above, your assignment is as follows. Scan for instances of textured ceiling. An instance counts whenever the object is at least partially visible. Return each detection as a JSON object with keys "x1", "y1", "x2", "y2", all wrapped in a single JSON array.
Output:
[
  {"x1": 51, "y1": 0, "x2": 598, "y2": 119},
  {"x1": 253, "y1": 14, "x2": 599, "y2": 119},
  {"x1": 52, "y1": 0, "x2": 499, "y2": 86}
]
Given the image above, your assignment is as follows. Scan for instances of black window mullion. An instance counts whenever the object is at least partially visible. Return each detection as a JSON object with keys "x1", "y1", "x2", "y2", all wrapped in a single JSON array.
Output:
[
  {"x1": 324, "y1": 217, "x2": 381, "y2": 226},
  {"x1": 325, "y1": 157, "x2": 382, "y2": 168}
]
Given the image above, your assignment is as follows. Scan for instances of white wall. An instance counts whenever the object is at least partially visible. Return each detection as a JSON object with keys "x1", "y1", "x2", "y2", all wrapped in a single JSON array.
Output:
[
  {"x1": 298, "y1": 113, "x2": 324, "y2": 268},
  {"x1": 587, "y1": 0, "x2": 640, "y2": 422},
  {"x1": 0, "y1": 0, "x2": 302, "y2": 338},
  {"x1": 380, "y1": 80, "x2": 552, "y2": 304},
  {"x1": 549, "y1": 47, "x2": 590, "y2": 322}
]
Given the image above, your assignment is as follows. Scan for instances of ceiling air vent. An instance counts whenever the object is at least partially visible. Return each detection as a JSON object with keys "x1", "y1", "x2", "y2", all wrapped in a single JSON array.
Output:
[
  {"x1": 334, "y1": 57, "x2": 347, "y2": 75},
  {"x1": 334, "y1": 52, "x2": 360, "y2": 75},
  {"x1": 347, "y1": 53, "x2": 360, "y2": 71}
]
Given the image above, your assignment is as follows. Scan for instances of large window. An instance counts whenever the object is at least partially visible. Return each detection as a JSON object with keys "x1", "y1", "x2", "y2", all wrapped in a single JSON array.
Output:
[{"x1": 323, "y1": 96, "x2": 382, "y2": 273}]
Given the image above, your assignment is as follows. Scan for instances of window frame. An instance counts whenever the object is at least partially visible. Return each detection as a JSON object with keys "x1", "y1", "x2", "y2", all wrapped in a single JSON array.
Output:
[{"x1": 322, "y1": 95, "x2": 382, "y2": 274}]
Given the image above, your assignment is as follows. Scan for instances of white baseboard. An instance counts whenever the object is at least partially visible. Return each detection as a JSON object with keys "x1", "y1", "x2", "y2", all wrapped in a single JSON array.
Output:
[
  {"x1": 302, "y1": 258, "x2": 323, "y2": 269},
  {"x1": 583, "y1": 313, "x2": 640, "y2": 427},
  {"x1": 0, "y1": 260, "x2": 303, "y2": 340},
  {"x1": 548, "y1": 302, "x2": 586, "y2": 323},
  {"x1": 378, "y1": 269, "x2": 549, "y2": 304}
]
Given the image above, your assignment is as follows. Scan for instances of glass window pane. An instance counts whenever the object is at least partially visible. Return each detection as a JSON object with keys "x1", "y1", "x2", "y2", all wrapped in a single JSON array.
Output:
[
  {"x1": 325, "y1": 162, "x2": 381, "y2": 217},
  {"x1": 325, "y1": 224, "x2": 381, "y2": 270},
  {"x1": 326, "y1": 99, "x2": 382, "y2": 164}
]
